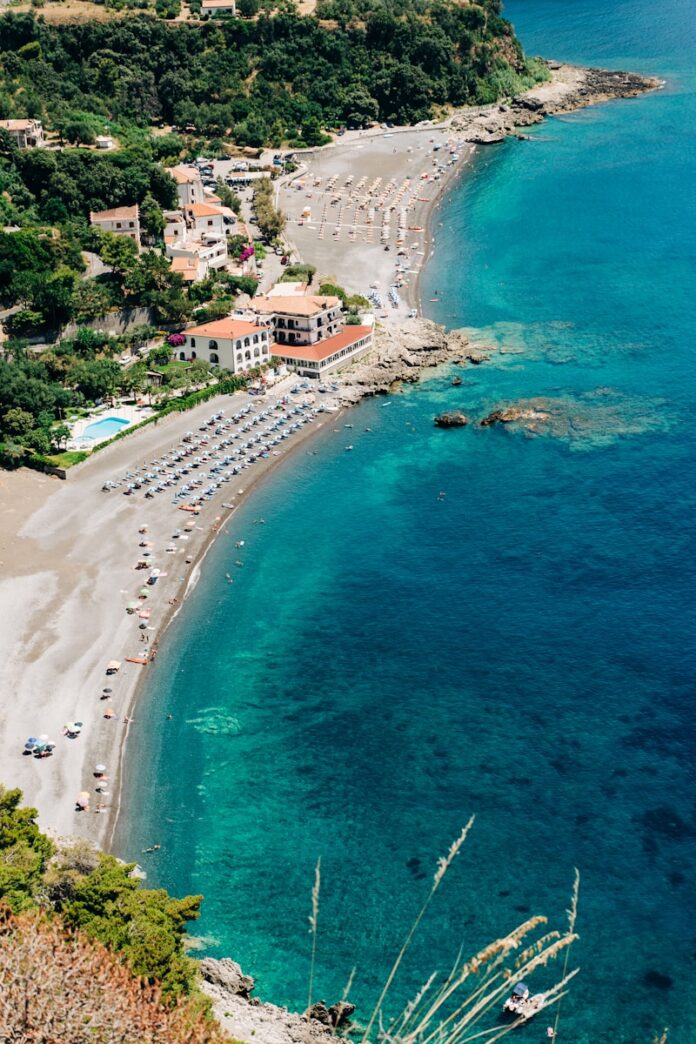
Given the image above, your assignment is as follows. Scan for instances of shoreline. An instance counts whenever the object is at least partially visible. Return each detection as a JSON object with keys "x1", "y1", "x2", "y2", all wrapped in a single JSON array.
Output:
[{"x1": 103, "y1": 406, "x2": 340, "y2": 853}]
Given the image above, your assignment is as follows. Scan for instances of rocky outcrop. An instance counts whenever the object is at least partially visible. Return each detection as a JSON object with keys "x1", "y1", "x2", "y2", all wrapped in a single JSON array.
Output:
[
  {"x1": 450, "y1": 62, "x2": 662, "y2": 144},
  {"x1": 337, "y1": 318, "x2": 490, "y2": 405},
  {"x1": 480, "y1": 405, "x2": 551, "y2": 427},
  {"x1": 200, "y1": 957, "x2": 255, "y2": 999},
  {"x1": 434, "y1": 411, "x2": 469, "y2": 428},
  {"x1": 305, "y1": 1001, "x2": 356, "y2": 1029},
  {"x1": 200, "y1": 957, "x2": 354, "y2": 1044}
]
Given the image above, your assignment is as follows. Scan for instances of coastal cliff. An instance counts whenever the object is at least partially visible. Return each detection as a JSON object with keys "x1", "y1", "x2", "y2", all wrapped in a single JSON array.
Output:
[
  {"x1": 450, "y1": 62, "x2": 663, "y2": 143},
  {"x1": 200, "y1": 958, "x2": 354, "y2": 1044}
]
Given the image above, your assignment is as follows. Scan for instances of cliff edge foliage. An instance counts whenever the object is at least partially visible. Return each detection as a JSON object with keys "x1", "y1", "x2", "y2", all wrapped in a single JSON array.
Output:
[
  {"x1": 0, "y1": 785, "x2": 204, "y2": 1001},
  {"x1": 0, "y1": 2, "x2": 546, "y2": 148}
]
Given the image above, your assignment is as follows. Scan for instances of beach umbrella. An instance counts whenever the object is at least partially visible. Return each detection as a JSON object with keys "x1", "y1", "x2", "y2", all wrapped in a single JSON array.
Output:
[
  {"x1": 104, "y1": 708, "x2": 115, "y2": 719},
  {"x1": 95, "y1": 763, "x2": 106, "y2": 774},
  {"x1": 126, "y1": 601, "x2": 139, "y2": 612},
  {"x1": 139, "y1": 588, "x2": 149, "y2": 597},
  {"x1": 103, "y1": 687, "x2": 112, "y2": 694}
]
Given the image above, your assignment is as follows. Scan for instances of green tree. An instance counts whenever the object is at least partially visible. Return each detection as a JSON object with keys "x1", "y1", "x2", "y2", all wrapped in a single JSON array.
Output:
[
  {"x1": 0, "y1": 786, "x2": 54, "y2": 912},
  {"x1": 2, "y1": 407, "x2": 35, "y2": 437}
]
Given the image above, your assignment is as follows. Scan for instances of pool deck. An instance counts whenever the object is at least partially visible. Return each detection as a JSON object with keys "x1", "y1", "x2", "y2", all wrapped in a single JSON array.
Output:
[{"x1": 70, "y1": 403, "x2": 154, "y2": 449}]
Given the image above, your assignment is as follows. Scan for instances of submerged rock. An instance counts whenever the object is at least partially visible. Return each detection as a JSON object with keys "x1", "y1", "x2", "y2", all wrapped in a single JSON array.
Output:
[
  {"x1": 435, "y1": 411, "x2": 469, "y2": 428},
  {"x1": 480, "y1": 406, "x2": 551, "y2": 428}
]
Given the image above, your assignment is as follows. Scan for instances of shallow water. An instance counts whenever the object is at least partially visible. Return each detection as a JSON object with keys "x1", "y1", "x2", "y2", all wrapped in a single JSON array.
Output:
[{"x1": 118, "y1": 1, "x2": 696, "y2": 1039}]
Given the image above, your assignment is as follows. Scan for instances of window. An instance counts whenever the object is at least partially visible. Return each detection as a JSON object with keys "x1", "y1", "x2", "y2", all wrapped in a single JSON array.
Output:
[
  {"x1": 244, "y1": 350, "x2": 251, "y2": 361},
  {"x1": 207, "y1": 220, "x2": 213, "y2": 227},
  {"x1": 243, "y1": 337, "x2": 250, "y2": 347},
  {"x1": 253, "y1": 334, "x2": 259, "y2": 344},
  {"x1": 236, "y1": 353, "x2": 243, "y2": 365},
  {"x1": 190, "y1": 337, "x2": 196, "y2": 348},
  {"x1": 191, "y1": 351, "x2": 197, "y2": 359},
  {"x1": 253, "y1": 347, "x2": 260, "y2": 358},
  {"x1": 208, "y1": 339, "x2": 218, "y2": 350},
  {"x1": 210, "y1": 352, "x2": 219, "y2": 364},
  {"x1": 179, "y1": 351, "x2": 186, "y2": 361},
  {"x1": 116, "y1": 222, "x2": 122, "y2": 229}
]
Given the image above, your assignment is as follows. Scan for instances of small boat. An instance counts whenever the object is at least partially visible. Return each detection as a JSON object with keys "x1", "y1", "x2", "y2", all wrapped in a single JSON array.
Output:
[
  {"x1": 452, "y1": 376, "x2": 462, "y2": 386},
  {"x1": 345, "y1": 445, "x2": 354, "y2": 451},
  {"x1": 503, "y1": 982, "x2": 545, "y2": 1020}
]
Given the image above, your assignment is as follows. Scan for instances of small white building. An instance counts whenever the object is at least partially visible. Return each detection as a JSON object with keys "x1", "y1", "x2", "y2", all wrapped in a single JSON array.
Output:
[
  {"x1": 169, "y1": 165, "x2": 205, "y2": 207},
  {"x1": 167, "y1": 234, "x2": 228, "y2": 274},
  {"x1": 272, "y1": 326, "x2": 374, "y2": 377},
  {"x1": 0, "y1": 118, "x2": 43, "y2": 149},
  {"x1": 184, "y1": 202, "x2": 226, "y2": 237},
  {"x1": 179, "y1": 318, "x2": 270, "y2": 373},
  {"x1": 95, "y1": 135, "x2": 114, "y2": 150},
  {"x1": 201, "y1": 0, "x2": 237, "y2": 16},
  {"x1": 89, "y1": 205, "x2": 141, "y2": 249}
]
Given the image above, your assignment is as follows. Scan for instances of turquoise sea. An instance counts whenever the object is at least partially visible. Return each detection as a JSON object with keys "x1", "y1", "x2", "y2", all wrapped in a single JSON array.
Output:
[{"x1": 118, "y1": 2, "x2": 696, "y2": 1040}]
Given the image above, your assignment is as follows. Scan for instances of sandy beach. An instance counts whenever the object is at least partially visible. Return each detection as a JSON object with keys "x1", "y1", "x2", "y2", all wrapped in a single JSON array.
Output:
[
  {"x1": 0, "y1": 378, "x2": 338, "y2": 848},
  {"x1": 279, "y1": 126, "x2": 476, "y2": 320}
]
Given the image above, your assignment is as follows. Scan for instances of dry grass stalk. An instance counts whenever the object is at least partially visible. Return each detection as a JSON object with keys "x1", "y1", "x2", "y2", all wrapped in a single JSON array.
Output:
[
  {"x1": 549, "y1": 868, "x2": 580, "y2": 1041},
  {"x1": 376, "y1": 913, "x2": 579, "y2": 1044},
  {"x1": 361, "y1": 817, "x2": 476, "y2": 1043},
  {"x1": 307, "y1": 857, "x2": 321, "y2": 1021}
]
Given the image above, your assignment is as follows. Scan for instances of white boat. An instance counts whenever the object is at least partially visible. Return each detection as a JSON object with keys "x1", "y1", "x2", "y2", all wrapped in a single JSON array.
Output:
[{"x1": 503, "y1": 982, "x2": 545, "y2": 1020}]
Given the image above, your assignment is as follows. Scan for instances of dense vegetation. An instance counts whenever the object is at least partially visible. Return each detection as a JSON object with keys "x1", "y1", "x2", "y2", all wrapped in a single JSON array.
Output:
[
  {"x1": 0, "y1": 908, "x2": 230, "y2": 1043},
  {"x1": 0, "y1": 785, "x2": 205, "y2": 1000},
  {"x1": 0, "y1": 5, "x2": 545, "y2": 147}
]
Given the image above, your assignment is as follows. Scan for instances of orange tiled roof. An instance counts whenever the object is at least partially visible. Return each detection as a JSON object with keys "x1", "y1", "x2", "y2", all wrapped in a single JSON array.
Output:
[
  {"x1": 185, "y1": 317, "x2": 265, "y2": 339},
  {"x1": 252, "y1": 294, "x2": 341, "y2": 316},
  {"x1": 272, "y1": 326, "x2": 372, "y2": 362}
]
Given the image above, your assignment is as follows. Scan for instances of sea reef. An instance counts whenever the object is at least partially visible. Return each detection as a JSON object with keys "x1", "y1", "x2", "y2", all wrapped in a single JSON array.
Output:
[
  {"x1": 200, "y1": 958, "x2": 354, "y2": 1044},
  {"x1": 337, "y1": 319, "x2": 488, "y2": 404},
  {"x1": 450, "y1": 62, "x2": 663, "y2": 144}
]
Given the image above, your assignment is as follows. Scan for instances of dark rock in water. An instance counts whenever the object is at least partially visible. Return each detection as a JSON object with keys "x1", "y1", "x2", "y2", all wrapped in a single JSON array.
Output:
[
  {"x1": 200, "y1": 957, "x2": 255, "y2": 999},
  {"x1": 480, "y1": 405, "x2": 551, "y2": 427},
  {"x1": 434, "y1": 411, "x2": 469, "y2": 428},
  {"x1": 305, "y1": 1000, "x2": 355, "y2": 1028},
  {"x1": 451, "y1": 375, "x2": 463, "y2": 385},
  {"x1": 643, "y1": 970, "x2": 673, "y2": 990}
]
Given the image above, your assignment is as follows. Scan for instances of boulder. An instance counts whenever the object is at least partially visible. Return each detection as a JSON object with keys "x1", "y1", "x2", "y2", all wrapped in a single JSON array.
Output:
[
  {"x1": 434, "y1": 411, "x2": 469, "y2": 428},
  {"x1": 200, "y1": 957, "x2": 255, "y2": 999},
  {"x1": 305, "y1": 1000, "x2": 356, "y2": 1029}
]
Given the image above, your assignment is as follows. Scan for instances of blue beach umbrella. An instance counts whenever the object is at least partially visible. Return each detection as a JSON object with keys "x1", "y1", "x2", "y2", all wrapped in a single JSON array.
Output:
[{"x1": 25, "y1": 737, "x2": 38, "y2": 749}]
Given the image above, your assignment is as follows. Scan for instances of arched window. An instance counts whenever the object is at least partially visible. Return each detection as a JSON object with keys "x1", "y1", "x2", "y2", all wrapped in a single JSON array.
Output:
[
  {"x1": 236, "y1": 353, "x2": 243, "y2": 365},
  {"x1": 191, "y1": 350, "x2": 197, "y2": 360},
  {"x1": 179, "y1": 351, "x2": 186, "y2": 361},
  {"x1": 244, "y1": 350, "x2": 251, "y2": 361},
  {"x1": 253, "y1": 334, "x2": 259, "y2": 344},
  {"x1": 208, "y1": 339, "x2": 218, "y2": 350},
  {"x1": 243, "y1": 337, "x2": 250, "y2": 347},
  {"x1": 210, "y1": 352, "x2": 219, "y2": 364},
  {"x1": 253, "y1": 347, "x2": 260, "y2": 358},
  {"x1": 190, "y1": 337, "x2": 196, "y2": 348}
]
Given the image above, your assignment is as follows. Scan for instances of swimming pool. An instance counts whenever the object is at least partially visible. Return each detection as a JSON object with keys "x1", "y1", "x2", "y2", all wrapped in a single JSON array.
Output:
[{"x1": 81, "y1": 416, "x2": 130, "y2": 441}]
